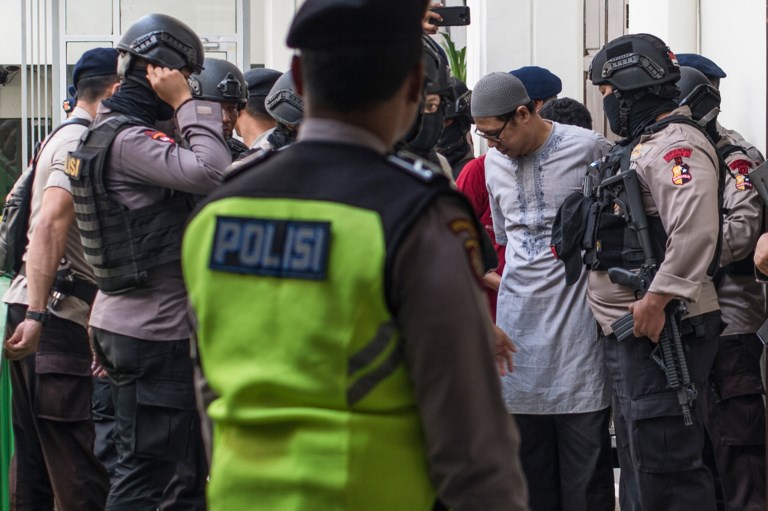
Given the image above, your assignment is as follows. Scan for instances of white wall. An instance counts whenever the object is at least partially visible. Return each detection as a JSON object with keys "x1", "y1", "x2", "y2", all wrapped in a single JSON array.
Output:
[
  {"x1": 701, "y1": 0, "x2": 765, "y2": 154},
  {"x1": 468, "y1": 0, "x2": 585, "y2": 99},
  {"x1": 629, "y1": 0, "x2": 766, "y2": 155}
]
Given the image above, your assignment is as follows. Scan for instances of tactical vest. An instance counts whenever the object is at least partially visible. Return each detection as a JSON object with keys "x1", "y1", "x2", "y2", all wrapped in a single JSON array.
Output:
[
  {"x1": 66, "y1": 115, "x2": 196, "y2": 294},
  {"x1": 183, "y1": 142, "x2": 493, "y2": 511},
  {"x1": 587, "y1": 115, "x2": 722, "y2": 274}
]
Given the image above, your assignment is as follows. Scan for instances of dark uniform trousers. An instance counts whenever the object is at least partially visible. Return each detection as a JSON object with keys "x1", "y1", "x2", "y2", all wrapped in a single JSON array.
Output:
[
  {"x1": 91, "y1": 328, "x2": 207, "y2": 511},
  {"x1": 605, "y1": 310, "x2": 721, "y2": 511},
  {"x1": 701, "y1": 332, "x2": 766, "y2": 511},
  {"x1": 7, "y1": 303, "x2": 109, "y2": 511}
]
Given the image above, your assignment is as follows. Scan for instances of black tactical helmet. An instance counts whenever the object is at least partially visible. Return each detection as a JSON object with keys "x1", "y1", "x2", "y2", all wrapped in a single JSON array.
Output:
[
  {"x1": 423, "y1": 36, "x2": 453, "y2": 98},
  {"x1": 116, "y1": 13, "x2": 204, "y2": 76},
  {"x1": 677, "y1": 66, "x2": 721, "y2": 122},
  {"x1": 265, "y1": 71, "x2": 304, "y2": 127},
  {"x1": 445, "y1": 76, "x2": 471, "y2": 121},
  {"x1": 188, "y1": 58, "x2": 248, "y2": 109},
  {"x1": 589, "y1": 33, "x2": 680, "y2": 92}
]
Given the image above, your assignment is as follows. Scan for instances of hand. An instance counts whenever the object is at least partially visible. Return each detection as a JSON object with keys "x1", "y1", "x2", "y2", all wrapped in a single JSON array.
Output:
[
  {"x1": 493, "y1": 325, "x2": 517, "y2": 376},
  {"x1": 146, "y1": 64, "x2": 193, "y2": 110},
  {"x1": 91, "y1": 352, "x2": 108, "y2": 378},
  {"x1": 483, "y1": 270, "x2": 501, "y2": 291},
  {"x1": 627, "y1": 291, "x2": 672, "y2": 343},
  {"x1": 423, "y1": 2, "x2": 443, "y2": 35},
  {"x1": 754, "y1": 233, "x2": 768, "y2": 276},
  {"x1": 3, "y1": 319, "x2": 43, "y2": 360}
]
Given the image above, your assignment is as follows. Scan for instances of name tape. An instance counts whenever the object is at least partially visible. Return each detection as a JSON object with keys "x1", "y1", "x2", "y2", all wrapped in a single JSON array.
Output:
[{"x1": 209, "y1": 216, "x2": 330, "y2": 280}]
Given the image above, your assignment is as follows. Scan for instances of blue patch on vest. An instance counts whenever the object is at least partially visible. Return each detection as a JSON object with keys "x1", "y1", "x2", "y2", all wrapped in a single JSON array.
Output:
[{"x1": 209, "y1": 216, "x2": 330, "y2": 280}]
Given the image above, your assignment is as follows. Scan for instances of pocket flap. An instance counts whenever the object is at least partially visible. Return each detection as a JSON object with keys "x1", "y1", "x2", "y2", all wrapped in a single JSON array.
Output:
[
  {"x1": 136, "y1": 380, "x2": 196, "y2": 410},
  {"x1": 630, "y1": 391, "x2": 687, "y2": 421},
  {"x1": 35, "y1": 353, "x2": 91, "y2": 376}
]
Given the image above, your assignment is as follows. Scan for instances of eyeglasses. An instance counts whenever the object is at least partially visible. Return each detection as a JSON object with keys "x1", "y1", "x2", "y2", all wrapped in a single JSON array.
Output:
[{"x1": 474, "y1": 117, "x2": 510, "y2": 143}]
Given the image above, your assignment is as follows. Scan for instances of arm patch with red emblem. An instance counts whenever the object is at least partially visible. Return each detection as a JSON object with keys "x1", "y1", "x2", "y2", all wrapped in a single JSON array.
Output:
[
  {"x1": 663, "y1": 147, "x2": 693, "y2": 185},
  {"x1": 729, "y1": 158, "x2": 754, "y2": 191},
  {"x1": 143, "y1": 130, "x2": 175, "y2": 144}
]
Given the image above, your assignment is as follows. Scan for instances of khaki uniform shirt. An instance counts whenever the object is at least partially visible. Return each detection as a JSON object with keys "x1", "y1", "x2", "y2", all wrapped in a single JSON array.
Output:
[
  {"x1": 716, "y1": 134, "x2": 765, "y2": 335},
  {"x1": 4, "y1": 107, "x2": 95, "y2": 328},
  {"x1": 588, "y1": 107, "x2": 721, "y2": 333},
  {"x1": 718, "y1": 121, "x2": 765, "y2": 166}
]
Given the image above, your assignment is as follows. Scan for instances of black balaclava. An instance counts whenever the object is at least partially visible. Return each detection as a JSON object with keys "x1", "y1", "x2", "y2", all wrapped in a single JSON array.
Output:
[
  {"x1": 603, "y1": 90, "x2": 678, "y2": 139},
  {"x1": 436, "y1": 119, "x2": 471, "y2": 166},
  {"x1": 103, "y1": 64, "x2": 176, "y2": 125}
]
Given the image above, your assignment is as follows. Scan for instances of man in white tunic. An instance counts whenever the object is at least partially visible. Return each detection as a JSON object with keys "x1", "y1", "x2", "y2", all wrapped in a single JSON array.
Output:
[{"x1": 472, "y1": 72, "x2": 614, "y2": 511}]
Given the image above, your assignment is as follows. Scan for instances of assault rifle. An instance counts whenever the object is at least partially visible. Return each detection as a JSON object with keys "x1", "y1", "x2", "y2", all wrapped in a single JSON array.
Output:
[{"x1": 602, "y1": 168, "x2": 698, "y2": 426}]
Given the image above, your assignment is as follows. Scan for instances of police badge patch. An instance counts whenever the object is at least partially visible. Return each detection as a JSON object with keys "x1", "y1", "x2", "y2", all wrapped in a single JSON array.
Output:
[
  {"x1": 729, "y1": 159, "x2": 754, "y2": 191},
  {"x1": 448, "y1": 218, "x2": 484, "y2": 282},
  {"x1": 663, "y1": 147, "x2": 693, "y2": 185},
  {"x1": 143, "y1": 130, "x2": 175, "y2": 144}
]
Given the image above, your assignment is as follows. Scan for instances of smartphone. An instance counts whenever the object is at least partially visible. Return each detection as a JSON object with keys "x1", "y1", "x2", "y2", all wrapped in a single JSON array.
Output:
[{"x1": 429, "y1": 6, "x2": 471, "y2": 26}]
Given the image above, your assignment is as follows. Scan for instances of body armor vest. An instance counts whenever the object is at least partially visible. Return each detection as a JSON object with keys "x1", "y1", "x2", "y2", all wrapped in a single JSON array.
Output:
[
  {"x1": 588, "y1": 115, "x2": 722, "y2": 275},
  {"x1": 66, "y1": 115, "x2": 196, "y2": 294}
]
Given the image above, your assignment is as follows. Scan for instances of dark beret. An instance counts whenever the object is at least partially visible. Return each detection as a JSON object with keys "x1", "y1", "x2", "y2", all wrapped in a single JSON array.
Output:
[
  {"x1": 72, "y1": 48, "x2": 118, "y2": 89},
  {"x1": 62, "y1": 85, "x2": 77, "y2": 114},
  {"x1": 244, "y1": 68, "x2": 283, "y2": 97},
  {"x1": 508, "y1": 66, "x2": 562, "y2": 100},
  {"x1": 287, "y1": 0, "x2": 428, "y2": 50},
  {"x1": 675, "y1": 53, "x2": 726, "y2": 79}
]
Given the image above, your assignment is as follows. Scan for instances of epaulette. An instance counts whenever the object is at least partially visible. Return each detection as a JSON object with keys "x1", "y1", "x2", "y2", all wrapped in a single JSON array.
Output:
[
  {"x1": 387, "y1": 151, "x2": 445, "y2": 182},
  {"x1": 224, "y1": 147, "x2": 277, "y2": 182}
]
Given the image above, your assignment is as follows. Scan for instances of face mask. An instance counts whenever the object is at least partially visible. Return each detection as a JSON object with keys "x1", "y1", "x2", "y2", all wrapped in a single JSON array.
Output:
[
  {"x1": 436, "y1": 122, "x2": 471, "y2": 164},
  {"x1": 602, "y1": 93, "x2": 627, "y2": 137}
]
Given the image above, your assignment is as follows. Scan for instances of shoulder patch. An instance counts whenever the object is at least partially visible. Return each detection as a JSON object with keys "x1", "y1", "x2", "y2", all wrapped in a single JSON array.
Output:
[
  {"x1": 631, "y1": 143, "x2": 644, "y2": 159},
  {"x1": 143, "y1": 130, "x2": 175, "y2": 144},
  {"x1": 729, "y1": 158, "x2": 754, "y2": 191},
  {"x1": 663, "y1": 147, "x2": 694, "y2": 186},
  {"x1": 210, "y1": 216, "x2": 331, "y2": 280},
  {"x1": 387, "y1": 152, "x2": 444, "y2": 182},
  {"x1": 448, "y1": 218, "x2": 484, "y2": 283}
]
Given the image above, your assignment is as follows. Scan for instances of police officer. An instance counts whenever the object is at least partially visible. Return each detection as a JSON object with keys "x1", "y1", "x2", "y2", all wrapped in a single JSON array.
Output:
[
  {"x1": 3, "y1": 47, "x2": 119, "y2": 511},
  {"x1": 677, "y1": 53, "x2": 765, "y2": 166},
  {"x1": 189, "y1": 57, "x2": 249, "y2": 159},
  {"x1": 67, "y1": 13, "x2": 230, "y2": 510},
  {"x1": 436, "y1": 76, "x2": 474, "y2": 178},
  {"x1": 236, "y1": 68, "x2": 281, "y2": 150},
  {"x1": 400, "y1": 35, "x2": 455, "y2": 176},
  {"x1": 587, "y1": 34, "x2": 722, "y2": 510},
  {"x1": 677, "y1": 65, "x2": 766, "y2": 511},
  {"x1": 263, "y1": 70, "x2": 304, "y2": 150},
  {"x1": 509, "y1": 65, "x2": 562, "y2": 112},
  {"x1": 181, "y1": 1, "x2": 528, "y2": 510}
]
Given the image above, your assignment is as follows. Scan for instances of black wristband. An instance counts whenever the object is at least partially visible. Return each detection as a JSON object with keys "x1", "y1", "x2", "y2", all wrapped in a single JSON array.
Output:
[{"x1": 25, "y1": 309, "x2": 49, "y2": 324}]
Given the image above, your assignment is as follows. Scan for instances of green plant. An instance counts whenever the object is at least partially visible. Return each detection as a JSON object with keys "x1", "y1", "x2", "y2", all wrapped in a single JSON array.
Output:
[{"x1": 439, "y1": 32, "x2": 466, "y2": 83}]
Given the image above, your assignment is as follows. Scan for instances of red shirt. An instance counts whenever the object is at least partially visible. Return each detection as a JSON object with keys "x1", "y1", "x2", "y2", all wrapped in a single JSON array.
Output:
[{"x1": 456, "y1": 155, "x2": 505, "y2": 321}]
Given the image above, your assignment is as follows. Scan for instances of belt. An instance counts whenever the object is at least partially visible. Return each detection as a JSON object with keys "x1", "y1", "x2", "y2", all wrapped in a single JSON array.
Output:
[{"x1": 20, "y1": 265, "x2": 99, "y2": 306}]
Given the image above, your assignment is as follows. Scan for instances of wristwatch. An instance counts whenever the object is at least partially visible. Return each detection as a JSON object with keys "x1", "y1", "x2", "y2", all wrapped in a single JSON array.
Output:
[{"x1": 25, "y1": 309, "x2": 50, "y2": 324}]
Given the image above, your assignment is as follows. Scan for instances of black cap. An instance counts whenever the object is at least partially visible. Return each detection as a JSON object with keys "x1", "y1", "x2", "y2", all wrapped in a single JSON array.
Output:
[
  {"x1": 72, "y1": 48, "x2": 118, "y2": 88},
  {"x1": 676, "y1": 53, "x2": 726, "y2": 79},
  {"x1": 551, "y1": 193, "x2": 593, "y2": 286},
  {"x1": 286, "y1": 0, "x2": 428, "y2": 50},
  {"x1": 244, "y1": 68, "x2": 282, "y2": 97}
]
